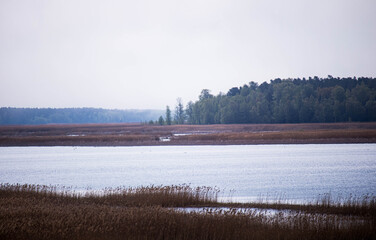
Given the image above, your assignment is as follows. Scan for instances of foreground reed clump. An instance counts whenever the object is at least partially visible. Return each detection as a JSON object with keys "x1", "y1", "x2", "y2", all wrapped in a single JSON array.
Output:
[
  {"x1": 0, "y1": 183, "x2": 375, "y2": 240},
  {"x1": 0, "y1": 183, "x2": 219, "y2": 207}
]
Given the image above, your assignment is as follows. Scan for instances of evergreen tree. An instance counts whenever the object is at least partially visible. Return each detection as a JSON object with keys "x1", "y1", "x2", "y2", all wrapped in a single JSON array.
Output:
[
  {"x1": 169, "y1": 77, "x2": 376, "y2": 125},
  {"x1": 174, "y1": 98, "x2": 185, "y2": 124},
  {"x1": 165, "y1": 106, "x2": 172, "y2": 125},
  {"x1": 158, "y1": 116, "x2": 165, "y2": 125}
]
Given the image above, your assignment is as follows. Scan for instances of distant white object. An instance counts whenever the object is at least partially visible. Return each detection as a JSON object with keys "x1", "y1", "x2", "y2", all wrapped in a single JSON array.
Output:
[
  {"x1": 173, "y1": 133, "x2": 191, "y2": 137},
  {"x1": 159, "y1": 137, "x2": 171, "y2": 142}
]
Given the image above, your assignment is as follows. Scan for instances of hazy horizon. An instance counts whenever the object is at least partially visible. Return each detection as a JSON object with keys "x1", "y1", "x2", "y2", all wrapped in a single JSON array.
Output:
[{"x1": 1, "y1": 0, "x2": 376, "y2": 110}]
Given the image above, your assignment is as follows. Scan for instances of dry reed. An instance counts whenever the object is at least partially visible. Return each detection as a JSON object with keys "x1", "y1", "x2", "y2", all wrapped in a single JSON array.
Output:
[{"x1": 0, "y1": 183, "x2": 375, "y2": 240}]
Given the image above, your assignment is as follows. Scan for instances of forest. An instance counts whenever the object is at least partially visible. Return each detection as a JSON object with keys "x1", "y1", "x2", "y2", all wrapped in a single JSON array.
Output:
[
  {"x1": 0, "y1": 108, "x2": 163, "y2": 125},
  {"x1": 176, "y1": 76, "x2": 376, "y2": 124},
  {"x1": 2, "y1": 77, "x2": 376, "y2": 126}
]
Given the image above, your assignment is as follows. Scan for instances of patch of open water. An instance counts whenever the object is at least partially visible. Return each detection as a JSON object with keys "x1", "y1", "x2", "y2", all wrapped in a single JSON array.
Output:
[{"x1": 0, "y1": 144, "x2": 375, "y2": 202}]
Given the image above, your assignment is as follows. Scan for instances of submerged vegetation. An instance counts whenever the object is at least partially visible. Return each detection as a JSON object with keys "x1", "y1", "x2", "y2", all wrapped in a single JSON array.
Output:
[{"x1": 1, "y1": 183, "x2": 375, "y2": 239}]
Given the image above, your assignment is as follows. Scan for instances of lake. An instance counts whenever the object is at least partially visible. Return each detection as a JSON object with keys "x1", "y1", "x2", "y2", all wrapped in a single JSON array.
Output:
[{"x1": 0, "y1": 144, "x2": 375, "y2": 202}]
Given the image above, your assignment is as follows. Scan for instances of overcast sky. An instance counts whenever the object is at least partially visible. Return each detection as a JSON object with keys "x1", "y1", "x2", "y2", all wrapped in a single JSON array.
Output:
[{"x1": 1, "y1": 0, "x2": 375, "y2": 109}]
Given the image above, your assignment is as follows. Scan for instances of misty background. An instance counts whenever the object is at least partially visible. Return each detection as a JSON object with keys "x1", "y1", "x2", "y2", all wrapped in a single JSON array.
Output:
[{"x1": 1, "y1": 0, "x2": 376, "y2": 110}]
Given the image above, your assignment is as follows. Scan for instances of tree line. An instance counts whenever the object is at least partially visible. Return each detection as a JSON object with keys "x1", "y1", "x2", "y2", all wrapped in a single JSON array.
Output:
[
  {"x1": 0, "y1": 108, "x2": 164, "y2": 125},
  {"x1": 160, "y1": 76, "x2": 376, "y2": 125}
]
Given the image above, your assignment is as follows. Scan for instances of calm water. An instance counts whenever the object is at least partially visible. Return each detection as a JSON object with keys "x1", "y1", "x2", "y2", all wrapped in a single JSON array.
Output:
[{"x1": 1, "y1": 144, "x2": 375, "y2": 202}]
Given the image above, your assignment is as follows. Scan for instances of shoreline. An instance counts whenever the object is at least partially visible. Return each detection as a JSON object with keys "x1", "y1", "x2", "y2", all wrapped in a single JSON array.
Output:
[
  {"x1": 1, "y1": 138, "x2": 375, "y2": 147},
  {"x1": 1, "y1": 122, "x2": 376, "y2": 146}
]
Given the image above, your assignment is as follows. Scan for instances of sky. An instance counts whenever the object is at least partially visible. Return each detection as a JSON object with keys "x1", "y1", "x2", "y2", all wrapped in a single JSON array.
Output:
[{"x1": 1, "y1": 0, "x2": 376, "y2": 110}]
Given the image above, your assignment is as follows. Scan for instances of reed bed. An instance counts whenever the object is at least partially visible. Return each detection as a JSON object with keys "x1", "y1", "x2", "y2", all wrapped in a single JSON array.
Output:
[
  {"x1": 2, "y1": 122, "x2": 376, "y2": 146},
  {"x1": 0, "y1": 183, "x2": 375, "y2": 240},
  {"x1": 0, "y1": 183, "x2": 218, "y2": 207},
  {"x1": 180, "y1": 129, "x2": 376, "y2": 142},
  {"x1": 222, "y1": 192, "x2": 376, "y2": 217}
]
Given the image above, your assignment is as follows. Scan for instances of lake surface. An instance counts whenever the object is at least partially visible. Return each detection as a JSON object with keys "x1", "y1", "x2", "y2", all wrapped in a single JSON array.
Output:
[{"x1": 1, "y1": 144, "x2": 375, "y2": 202}]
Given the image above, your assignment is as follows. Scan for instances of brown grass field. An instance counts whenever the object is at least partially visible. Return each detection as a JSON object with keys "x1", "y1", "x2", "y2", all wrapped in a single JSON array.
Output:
[
  {"x1": 1, "y1": 122, "x2": 376, "y2": 146},
  {"x1": 0, "y1": 184, "x2": 375, "y2": 240}
]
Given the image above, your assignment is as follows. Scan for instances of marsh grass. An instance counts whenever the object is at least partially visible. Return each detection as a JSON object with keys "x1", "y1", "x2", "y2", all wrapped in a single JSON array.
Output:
[
  {"x1": 0, "y1": 183, "x2": 375, "y2": 240},
  {"x1": 220, "y1": 192, "x2": 376, "y2": 218},
  {"x1": 180, "y1": 129, "x2": 376, "y2": 142},
  {"x1": 0, "y1": 183, "x2": 219, "y2": 207},
  {"x1": 2, "y1": 122, "x2": 376, "y2": 146}
]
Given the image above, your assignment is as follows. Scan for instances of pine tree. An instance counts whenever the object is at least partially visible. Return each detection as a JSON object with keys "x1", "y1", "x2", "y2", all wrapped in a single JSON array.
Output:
[{"x1": 165, "y1": 106, "x2": 172, "y2": 125}]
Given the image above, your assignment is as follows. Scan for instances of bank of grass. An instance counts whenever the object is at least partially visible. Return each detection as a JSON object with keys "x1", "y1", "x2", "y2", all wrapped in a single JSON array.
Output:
[
  {"x1": 0, "y1": 184, "x2": 375, "y2": 240},
  {"x1": 180, "y1": 129, "x2": 376, "y2": 142},
  {"x1": 223, "y1": 192, "x2": 376, "y2": 217},
  {"x1": 1, "y1": 122, "x2": 376, "y2": 146}
]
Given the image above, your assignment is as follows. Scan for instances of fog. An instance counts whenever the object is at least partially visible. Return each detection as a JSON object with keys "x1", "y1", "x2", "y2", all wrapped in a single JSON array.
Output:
[{"x1": 1, "y1": 0, "x2": 375, "y2": 109}]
